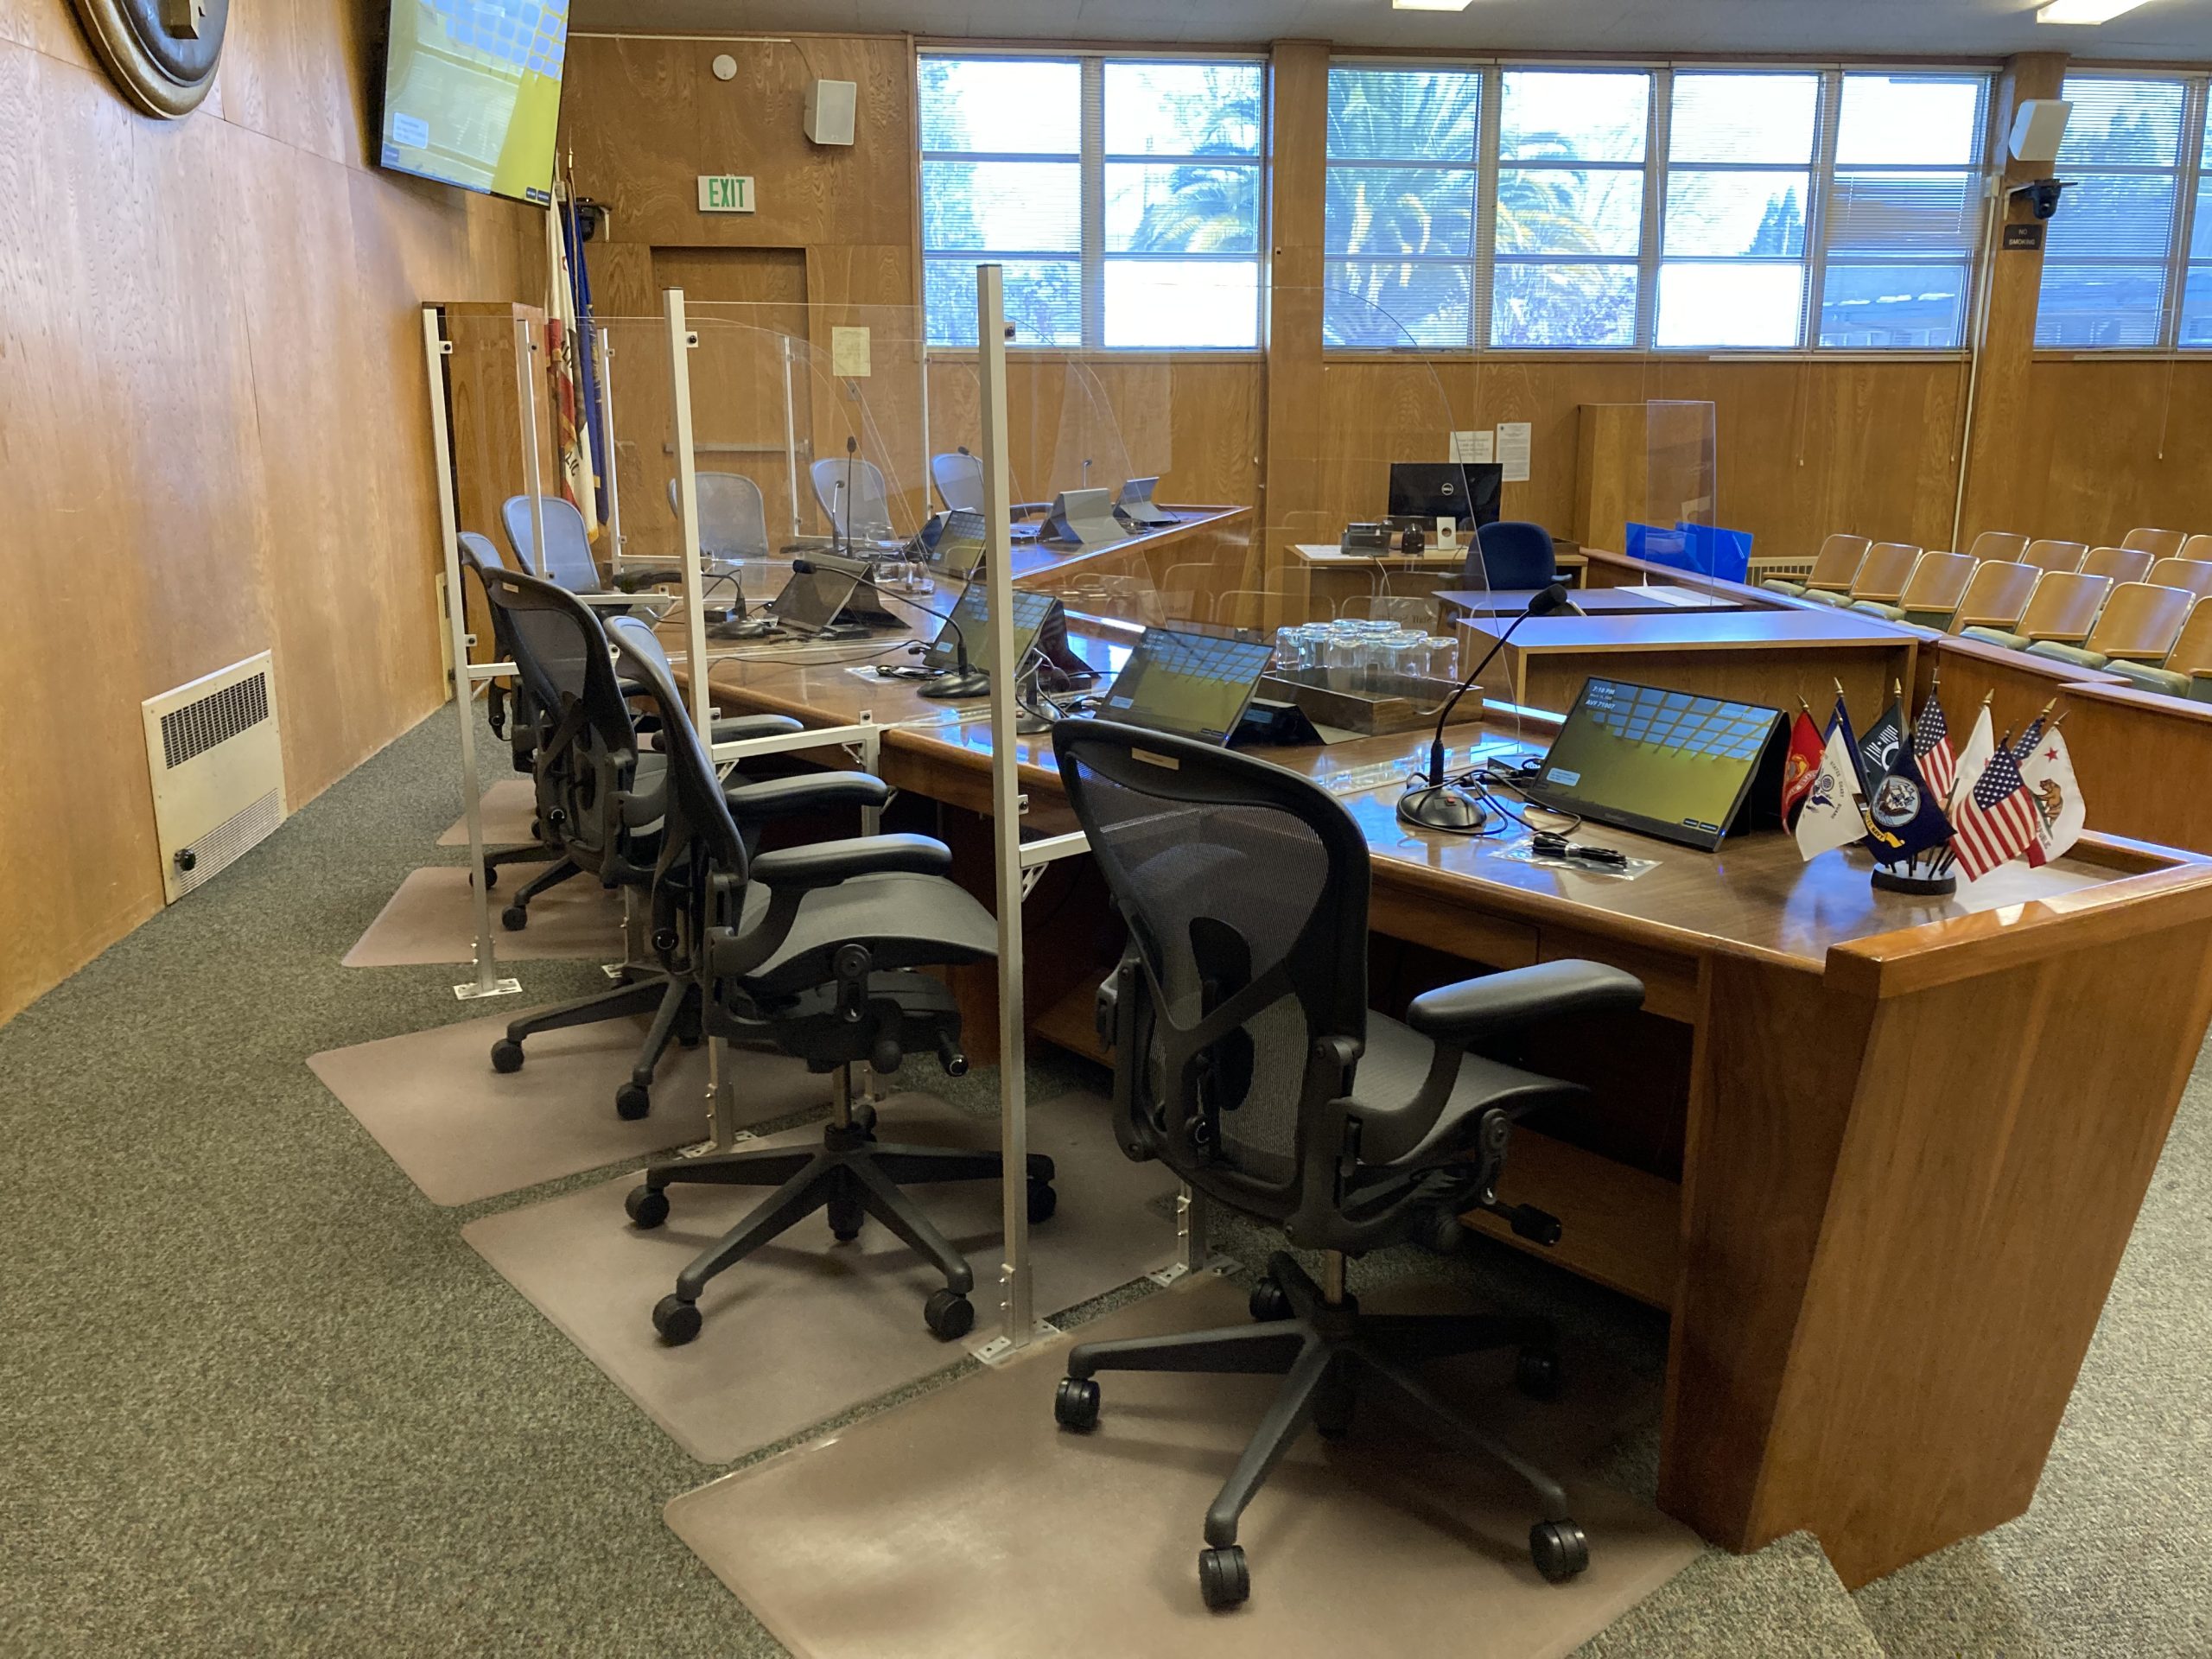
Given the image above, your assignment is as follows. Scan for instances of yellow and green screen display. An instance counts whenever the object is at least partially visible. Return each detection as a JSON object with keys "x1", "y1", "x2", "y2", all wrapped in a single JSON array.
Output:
[{"x1": 380, "y1": 0, "x2": 569, "y2": 205}]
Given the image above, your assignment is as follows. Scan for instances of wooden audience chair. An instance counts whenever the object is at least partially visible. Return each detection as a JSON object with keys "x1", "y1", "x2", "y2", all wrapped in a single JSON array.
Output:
[
  {"x1": 2021, "y1": 539, "x2": 2088, "y2": 575},
  {"x1": 2106, "y1": 601, "x2": 2212, "y2": 701},
  {"x1": 1948, "y1": 561, "x2": 2041, "y2": 637},
  {"x1": 2082, "y1": 546, "x2": 2155, "y2": 584},
  {"x1": 2121, "y1": 527, "x2": 2188, "y2": 560},
  {"x1": 2148, "y1": 558, "x2": 2212, "y2": 598},
  {"x1": 1853, "y1": 552, "x2": 1974, "y2": 627},
  {"x1": 1762, "y1": 532, "x2": 1867, "y2": 597},
  {"x1": 1802, "y1": 542, "x2": 1919, "y2": 607}
]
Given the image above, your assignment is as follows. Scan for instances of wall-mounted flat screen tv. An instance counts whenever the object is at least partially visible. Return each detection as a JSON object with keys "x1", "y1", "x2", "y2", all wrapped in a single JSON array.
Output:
[{"x1": 378, "y1": 0, "x2": 570, "y2": 205}]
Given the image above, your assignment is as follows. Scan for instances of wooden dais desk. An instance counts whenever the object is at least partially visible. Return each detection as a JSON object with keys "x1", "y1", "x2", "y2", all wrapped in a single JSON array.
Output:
[{"x1": 685, "y1": 620, "x2": 2212, "y2": 1591}]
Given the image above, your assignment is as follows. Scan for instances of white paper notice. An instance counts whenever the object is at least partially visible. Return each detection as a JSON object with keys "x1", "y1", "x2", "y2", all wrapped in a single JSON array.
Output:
[
  {"x1": 1496, "y1": 422, "x2": 1532, "y2": 483},
  {"x1": 1449, "y1": 429, "x2": 1494, "y2": 465},
  {"x1": 831, "y1": 326, "x2": 872, "y2": 378}
]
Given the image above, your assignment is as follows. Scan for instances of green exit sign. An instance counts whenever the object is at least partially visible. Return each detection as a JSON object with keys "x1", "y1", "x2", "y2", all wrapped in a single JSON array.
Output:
[{"x1": 696, "y1": 175, "x2": 755, "y2": 214}]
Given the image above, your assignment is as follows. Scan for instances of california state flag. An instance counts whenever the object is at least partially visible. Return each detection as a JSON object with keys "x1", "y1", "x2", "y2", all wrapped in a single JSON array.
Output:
[{"x1": 2018, "y1": 728, "x2": 2085, "y2": 867}]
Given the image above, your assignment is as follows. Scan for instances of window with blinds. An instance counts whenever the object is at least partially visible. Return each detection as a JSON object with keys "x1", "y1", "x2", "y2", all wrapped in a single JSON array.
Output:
[
  {"x1": 918, "y1": 54, "x2": 1263, "y2": 350},
  {"x1": 1324, "y1": 66, "x2": 1483, "y2": 348},
  {"x1": 1657, "y1": 72, "x2": 1821, "y2": 348},
  {"x1": 2185, "y1": 118, "x2": 2212, "y2": 347},
  {"x1": 2035, "y1": 75, "x2": 2198, "y2": 350},
  {"x1": 1315, "y1": 61, "x2": 1993, "y2": 353},
  {"x1": 1819, "y1": 73, "x2": 1988, "y2": 349},
  {"x1": 1491, "y1": 70, "x2": 1652, "y2": 348}
]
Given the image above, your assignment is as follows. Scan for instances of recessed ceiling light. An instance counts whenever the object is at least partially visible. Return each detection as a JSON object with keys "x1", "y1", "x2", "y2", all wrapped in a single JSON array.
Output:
[
  {"x1": 2037, "y1": 0, "x2": 2152, "y2": 22},
  {"x1": 1393, "y1": 0, "x2": 1476, "y2": 10}
]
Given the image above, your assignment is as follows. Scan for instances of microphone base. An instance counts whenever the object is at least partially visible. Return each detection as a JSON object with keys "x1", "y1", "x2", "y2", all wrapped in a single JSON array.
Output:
[
  {"x1": 1398, "y1": 784, "x2": 1496, "y2": 833},
  {"x1": 918, "y1": 670, "x2": 991, "y2": 699}
]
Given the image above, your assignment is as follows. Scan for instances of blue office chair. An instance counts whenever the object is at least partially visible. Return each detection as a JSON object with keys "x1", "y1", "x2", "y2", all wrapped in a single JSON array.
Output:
[
  {"x1": 666, "y1": 472, "x2": 771, "y2": 564},
  {"x1": 1471, "y1": 520, "x2": 1557, "y2": 591}
]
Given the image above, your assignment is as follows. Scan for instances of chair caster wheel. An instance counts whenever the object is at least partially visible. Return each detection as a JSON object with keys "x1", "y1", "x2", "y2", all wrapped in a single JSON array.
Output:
[
  {"x1": 1248, "y1": 1276, "x2": 1291, "y2": 1322},
  {"x1": 827, "y1": 1193, "x2": 864, "y2": 1242},
  {"x1": 1198, "y1": 1545, "x2": 1249, "y2": 1610},
  {"x1": 1313, "y1": 1378, "x2": 1355, "y2": 1441},
  {"x1": 1027, "y1": 1178, "x2": 1057, "y2": 1224},
  {"x1": 1530, "y1": 1519, "x2": 1588, "y2": 1582},
  {"x1": 923, "y1": 1289, "x2": 974, "y2": 1340},
  {"x1": 474, "y1": 865, "x2": 499, "y2": 891},
  {"x1": 500, "y1": 904, "x2": 529, "y2": 932},
  {"x1": 614, "y1": 1083, "x2": 651, "y2": 1121},
  {"x1": 1054, "y1": 1376, "x2": 1099, "y2": 1431},
  {"x1": 625, "y1": 1185, "x2": 669, "y2": 1230},
  {"x1": 652, "y1": 1294, "x2": 701, "y2": 1345},
  {"x1": 851, "y1": 1099, "x2": 877, "y2": 1138},
  {"x1": 1516, "y1": 1348, "x2": 1562, "y2": 1401},
  {"x1": 490, "y1": 1039, "x2": 524, "y2": 1074}
]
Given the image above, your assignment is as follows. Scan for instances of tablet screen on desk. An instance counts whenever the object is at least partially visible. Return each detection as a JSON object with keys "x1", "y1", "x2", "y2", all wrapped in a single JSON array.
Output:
[
  {"x1": 1527, "y1": 677, "x2": 1783, "y2": 852},
  {"x1": 1101, "y1": 627, "x2": 1274, "y2": 746}
]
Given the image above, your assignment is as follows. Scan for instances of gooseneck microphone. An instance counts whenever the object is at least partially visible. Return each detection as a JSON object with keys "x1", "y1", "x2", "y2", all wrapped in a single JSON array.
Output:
[
  {"x1": 793, "y1": 556, "x2": 988, "y2": 698},
  {"x1": 1399, "y1": 582, "x2": 1579, "y2": 832}
]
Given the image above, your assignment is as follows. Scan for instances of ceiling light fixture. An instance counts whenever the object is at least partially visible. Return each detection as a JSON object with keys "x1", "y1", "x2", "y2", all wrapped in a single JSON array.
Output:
[
  {"x1": 1392, "y1": 0, "x2": 1476, "y2": 10},
  {"x1": 2036, "y1": 0, "x2": 2153, "y2": 22}
]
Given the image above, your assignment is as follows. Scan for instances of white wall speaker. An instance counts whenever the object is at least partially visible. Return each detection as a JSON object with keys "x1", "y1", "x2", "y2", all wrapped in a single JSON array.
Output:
[
  {"x1": 804, "y1": 79, "x2": 857, "y2": 147},
  {"x1": 2009, "y1": 99, "x2": 2072, "y2": 164}
]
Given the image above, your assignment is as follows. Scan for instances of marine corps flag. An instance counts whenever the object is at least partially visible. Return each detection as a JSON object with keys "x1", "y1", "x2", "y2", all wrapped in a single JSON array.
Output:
[
  {"x1": 1862, "y1": 734, "x2": 1954, "y2": 866},
  {"x1": 1780, "y1": 707, "x2": 1825, "y2": 827},
  {"x1": 2018, "y1": 727, "x2": 2085, "y2": 867},
  {"x1": 1795, "y1": 698, "x2": 1872, "y2": 861}
]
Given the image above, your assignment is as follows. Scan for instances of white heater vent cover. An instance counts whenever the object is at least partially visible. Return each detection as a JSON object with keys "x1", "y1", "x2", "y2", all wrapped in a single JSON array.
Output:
[{"x1": 142, "y1": 652, "x2": 287, "y2": 904}]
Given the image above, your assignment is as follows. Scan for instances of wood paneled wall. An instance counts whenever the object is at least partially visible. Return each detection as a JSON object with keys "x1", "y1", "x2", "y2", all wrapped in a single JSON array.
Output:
[{"x1": 0, "y1": 0, "x2": 540, "y2": 1021}]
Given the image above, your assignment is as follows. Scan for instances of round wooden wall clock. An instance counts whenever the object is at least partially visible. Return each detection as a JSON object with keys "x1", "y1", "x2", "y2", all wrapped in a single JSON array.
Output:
[{"x1": 70, "y1": 0, "x2": 230, "y2": 118}]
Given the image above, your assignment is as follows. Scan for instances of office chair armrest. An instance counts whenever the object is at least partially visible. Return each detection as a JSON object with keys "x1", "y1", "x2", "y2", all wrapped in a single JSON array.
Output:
[
  {"x1": 613, "y1": 568, "x2": 685, "y2": 592},
  {"x1": 1405, "y1": 959, "x2": 1643, "y2": 1046},
  {"x1": 723, "y1": 772, "x2": 892, "y2": 823},
  {"x1": 710, "y1": 714, "x2": 805, "y2": 745},
  {"x1": 747, "y1": 832, "x2": 950, "y2": 892}
]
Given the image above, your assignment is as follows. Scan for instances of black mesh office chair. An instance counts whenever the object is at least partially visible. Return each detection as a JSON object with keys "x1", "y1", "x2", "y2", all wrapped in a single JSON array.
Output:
[
  {"x1": 454, "y1": 532, "x2": 576, "y2": 898},
  {"x1": 1047, "y1": 720, "x2": 1644, "y2": 1610},
  {"x1": 475, "y1": 567, "x2": 869, "y2": 1119},
  {"x1": 607, "y1": 614, "x2": 1052, "y2": 1344}
]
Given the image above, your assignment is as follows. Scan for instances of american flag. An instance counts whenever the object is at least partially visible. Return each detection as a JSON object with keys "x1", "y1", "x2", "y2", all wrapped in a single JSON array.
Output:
[
  {"x1": 1952, "y1": 741, "x2": 2040, "y2": 879},
  {"x1": 1912, "y1": 695, "x2": 1955, "y2": 802}
]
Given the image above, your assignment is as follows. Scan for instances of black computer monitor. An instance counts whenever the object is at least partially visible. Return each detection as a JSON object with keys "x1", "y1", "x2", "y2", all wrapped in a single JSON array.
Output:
[
  {"x1": 1099, "y1": 626, "x2": 1275, "y2": 747},
  {"x1": 1524, "y1": 677, "x2": 1785, "y2": 852},
  {"x1": 1388, "y1": 461, "x2": 1502, "y2": 531}
]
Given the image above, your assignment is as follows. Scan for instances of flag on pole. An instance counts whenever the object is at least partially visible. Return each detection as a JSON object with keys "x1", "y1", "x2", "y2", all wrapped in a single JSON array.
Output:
[
  {"x1": 1949, "y1": 704, "x2": 1996, "y2": 811},
  {"x1": 1795, "y1": 699, "x2": 1872, "y2": 861},
  {"x1": 1780, "y1": 709, "x2": 1825, "y2": 827},
  {"x1": 2011, "y1": 710, "x2": 2050, "y2": 762},
  {"x1": 1951, "y1": 741, "x2": 2042, "y2": 880},
  {"x1": 545, "y1": 181, "x2": 599, "y2": 540},
  {"x1": 1862, "y1": 738, "x2": 1954, "y2": 866},
  {"x1": 2018, "y1": 728, "x2": 2085, "y2": 867},
  {"x1": 1858, "y1": 696, "x2": 1905, "y2": 785},
  {"x1": 562, "y1": 180, "x2": 609, "y2": 534},
  {"x1": 1911, "y1": 690, "x2": 1956, "y2": 803}
]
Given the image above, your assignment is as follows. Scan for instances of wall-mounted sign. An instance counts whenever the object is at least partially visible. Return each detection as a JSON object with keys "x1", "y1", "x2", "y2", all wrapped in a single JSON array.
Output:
[
  {"x1": 697, "y1": 175, "x2": 756, "y2": 214},
  {"x1": 2003, "y1": 222, "x2": 2046, "y2": 252}
]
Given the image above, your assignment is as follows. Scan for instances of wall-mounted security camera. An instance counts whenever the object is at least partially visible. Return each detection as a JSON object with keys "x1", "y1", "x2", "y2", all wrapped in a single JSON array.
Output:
[{"x1": 2008, "y1": 178, "x2": 2070, "y2": 220}]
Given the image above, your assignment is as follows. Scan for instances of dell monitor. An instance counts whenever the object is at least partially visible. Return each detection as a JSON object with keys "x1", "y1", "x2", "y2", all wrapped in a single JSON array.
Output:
[
  {"x1": 1525, "y1": 677, "x2": 1784, "y2": 852},
  {"x1": 1099, "y1": 627, "x2": 1275, "y2": 747},
  {"x1": 1388, "y1": 461, "x2": 1502, "y2": 531}
]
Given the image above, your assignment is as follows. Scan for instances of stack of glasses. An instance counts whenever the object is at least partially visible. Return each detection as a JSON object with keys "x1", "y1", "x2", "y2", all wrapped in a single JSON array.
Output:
[{"x1": 1273, "y1": 618, "x2": 1458, "y2": 693}]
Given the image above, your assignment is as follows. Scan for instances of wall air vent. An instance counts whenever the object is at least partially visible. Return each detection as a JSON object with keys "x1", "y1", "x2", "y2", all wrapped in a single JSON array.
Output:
[{"x1": 141, "y1": 652, "x2": 287, "y2": 903}]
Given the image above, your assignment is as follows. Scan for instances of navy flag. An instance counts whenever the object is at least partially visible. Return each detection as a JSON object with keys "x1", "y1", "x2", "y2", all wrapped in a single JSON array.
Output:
[{"x1": 1862, "y1": 733, "x2": 1955, "y2": 866}]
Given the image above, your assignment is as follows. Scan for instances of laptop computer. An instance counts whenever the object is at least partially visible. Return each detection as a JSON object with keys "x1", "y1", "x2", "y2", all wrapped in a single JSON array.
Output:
[
  {"x1": 1098, "y1": 626, "x2": 1275, "y2": 747},
  {"x1": 1522, "y1": 677, "x2": 1785, "y2": 852}
]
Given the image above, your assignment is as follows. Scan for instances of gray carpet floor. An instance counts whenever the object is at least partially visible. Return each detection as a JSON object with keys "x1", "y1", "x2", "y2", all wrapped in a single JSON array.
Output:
[{"x1": 1, "y1": 703, "x2": 2205, "y2": 1656}]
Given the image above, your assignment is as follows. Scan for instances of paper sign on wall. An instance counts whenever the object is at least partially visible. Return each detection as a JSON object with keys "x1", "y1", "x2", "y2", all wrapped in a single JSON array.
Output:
[
  {"x1": 831, "y1": 327, "x2": 872, "y2": 378},
  {"x1": 1449, "y1": 429, "x2": 1494, "y2": 465},
  {"x1": 1496, "y1": 422, "x2": 1532, "y2": 483}
]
